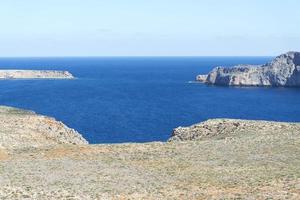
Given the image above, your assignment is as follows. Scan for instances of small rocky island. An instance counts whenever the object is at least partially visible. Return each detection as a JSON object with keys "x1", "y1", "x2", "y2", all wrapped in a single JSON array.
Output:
[
  {"x1": 0, "y1": 106, "x2": 299, "y2": 199},
  {"x1": 197, "y1": 51, "x2": 300, "y2": 86},
  {"x1": 0, "y1": 70, "x2": 74, "y2": 79}
]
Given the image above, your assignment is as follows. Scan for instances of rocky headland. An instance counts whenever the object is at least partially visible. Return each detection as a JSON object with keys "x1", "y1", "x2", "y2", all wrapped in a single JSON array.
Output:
[
  {"x1": 197, "y1": 51, "x2": 300, "y2": 86},
  {"x1": 0, "y1": 106, "x2": 87, "y2": 149},
  {"x1": 0, "y1": 106, "x2": 299, "y2": 199},
  {"x1": 0, "y1": 70, "x2": 74, "y2": 79}
]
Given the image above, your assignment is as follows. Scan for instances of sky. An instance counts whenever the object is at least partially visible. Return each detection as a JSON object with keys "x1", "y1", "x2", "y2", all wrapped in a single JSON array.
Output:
[{"x1": 0, "y1": 0, "x2": 299, "y2": 57}]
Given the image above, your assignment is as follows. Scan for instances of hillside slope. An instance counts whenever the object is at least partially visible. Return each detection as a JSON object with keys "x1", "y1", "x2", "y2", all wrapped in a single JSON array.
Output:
[{"x1": 0, "y1": 109, "x2": 299, "y2": 199}]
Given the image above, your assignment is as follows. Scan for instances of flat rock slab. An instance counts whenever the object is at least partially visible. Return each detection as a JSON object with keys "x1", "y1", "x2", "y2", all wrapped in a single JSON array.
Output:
[{"x1": 0, "y1": 70, "x2": 74, "y2": 79}]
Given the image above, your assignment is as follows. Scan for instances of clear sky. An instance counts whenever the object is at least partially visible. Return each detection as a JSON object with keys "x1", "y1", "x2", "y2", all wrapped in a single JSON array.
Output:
[{"x1": 0, "y1": 0, "x2": 299, "y2": 56}]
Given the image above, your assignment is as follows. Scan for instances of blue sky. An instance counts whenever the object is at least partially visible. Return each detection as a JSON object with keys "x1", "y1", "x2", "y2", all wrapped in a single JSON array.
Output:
[{"x1": 0, "y1": 0, "x2": 299, "y2": 56}]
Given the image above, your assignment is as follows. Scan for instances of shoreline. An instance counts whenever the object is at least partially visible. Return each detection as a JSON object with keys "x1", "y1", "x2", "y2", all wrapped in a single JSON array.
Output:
[
  {"x1": 1, "y1": 104, "x2": 300, "y2": 145},
  {"x1": 196, "y1": 52, "x2": 300, "y2": 87},
  {"x1": 0, "y1": 107, "x2": 299, "y2": 199}
]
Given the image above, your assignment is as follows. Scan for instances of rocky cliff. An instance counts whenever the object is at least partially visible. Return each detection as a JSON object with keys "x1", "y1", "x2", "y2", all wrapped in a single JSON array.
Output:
[
  {"x1": 0, "y1": 116, "x2": 299, "y2": 199},
  {"x1": 0, "y1": 106, "x2": 87, "y2": 149},
  {"x1": 0, "y1": 70, "x2": 74, "y2": 79},
  {"x1": 0, "y1": 106, "x2": 299, "y2": 199},
  {"x1": 197, "y1": 51, "x2": 300, "y2": 86}
]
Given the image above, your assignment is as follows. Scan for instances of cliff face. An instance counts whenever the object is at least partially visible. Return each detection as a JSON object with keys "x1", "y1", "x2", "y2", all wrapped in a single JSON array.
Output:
[
  {"x1": 0, "y1": 70, "x2": 74, "y2": 79},
  {"x1": 197, "y1": 51, "x2": 300, "y2": 86},
  {"x1": 0, "y1": 106, "x2": 87, "y2": 149}
]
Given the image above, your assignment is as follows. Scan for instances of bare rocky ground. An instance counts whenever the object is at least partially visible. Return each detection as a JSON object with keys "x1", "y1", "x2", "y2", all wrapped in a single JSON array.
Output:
[
  {"x1": 0, "y1": 106, "x2": 87, "y2": 149},
  {"x1": 0, "y1": 107, "x2": 299, "y2": 199}
]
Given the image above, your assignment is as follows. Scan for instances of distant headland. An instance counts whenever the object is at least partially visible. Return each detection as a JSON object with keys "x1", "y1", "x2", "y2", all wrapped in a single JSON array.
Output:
[
  {"x1": 0, "y1": 70, "x2": 74, "y2": 79},
  {"x1": 197, "y1": 51, "x2": 300, "y2": 87}
]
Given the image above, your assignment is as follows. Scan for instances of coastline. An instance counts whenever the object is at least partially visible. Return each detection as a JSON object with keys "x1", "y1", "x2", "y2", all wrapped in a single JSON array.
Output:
[
  {"x1": 196, "y1": 52, "x2": 300, "y2": 87},
  {"x1": 0, "y1": 105, "x2": 299, "y2": 199}
]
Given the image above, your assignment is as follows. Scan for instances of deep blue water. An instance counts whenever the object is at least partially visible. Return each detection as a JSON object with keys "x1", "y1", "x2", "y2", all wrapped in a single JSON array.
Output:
[{"x1": 0, "y1": 57, "x2": 299, "y2": 143}]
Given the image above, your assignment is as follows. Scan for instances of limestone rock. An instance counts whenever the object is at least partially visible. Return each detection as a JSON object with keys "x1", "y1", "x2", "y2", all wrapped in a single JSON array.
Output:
[
  {"x1": 197, "y1": 51, "x2": 300, "y2": 86},
  {"x1": 0, "y1": 70, "x2": 74, "y2": 79},
  {"x1": 169, "y1": 118, "x2": 300, "y2": 142},
  {"x1": 0, "y1": 106, "x2": 88, "y2": 149}
]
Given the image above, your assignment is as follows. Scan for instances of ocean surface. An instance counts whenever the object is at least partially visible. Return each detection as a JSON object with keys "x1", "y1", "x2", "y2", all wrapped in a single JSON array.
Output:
[{"x1": 0, "y1": 57, "x2": 300, "y2": 143}]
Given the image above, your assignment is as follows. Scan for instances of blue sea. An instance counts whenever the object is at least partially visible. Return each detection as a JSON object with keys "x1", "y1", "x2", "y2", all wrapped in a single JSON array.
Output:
[{"x1": 0, "y1": 57, "x2": 299, "y2": 143}]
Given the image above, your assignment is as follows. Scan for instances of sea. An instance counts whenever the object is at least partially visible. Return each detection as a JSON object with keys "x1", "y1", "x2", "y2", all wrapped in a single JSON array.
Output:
[{"x1": 0, "y1": 57, "x2": 299, "y2": 143}]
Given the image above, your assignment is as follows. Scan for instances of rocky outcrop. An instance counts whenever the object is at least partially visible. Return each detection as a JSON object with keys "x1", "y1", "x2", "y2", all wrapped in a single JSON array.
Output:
[
  {"x1": 0, "y1": 104, "x2": 299, "y2": 198},
  {"x1": 0, "y1": 70, "x2": 74, "y2": 79},
  {"x1": 197, "y1": 51, "x2": 300, "y2": 86},
  {"x1": 169, "y1": 118, "x2": 300, "y2": 142},
  {"x1": 0, "y1": 118, "x2": 299, "y2": 199},
  {"x1": 0, "y1": 106, "x2": 87, "y2": 149}
]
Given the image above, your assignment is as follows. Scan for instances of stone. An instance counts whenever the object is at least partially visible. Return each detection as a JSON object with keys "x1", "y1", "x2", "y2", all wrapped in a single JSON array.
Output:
[
  {"x1": 0, "y1": 106, "x2": 87, "y2": 149},
  {"x1": 169, "y1": 118, "x2": 300, "y2": 142},
  {"x1": 196, "y1": 51, "x2": 300, "y2": 86},
  {"x1": 0, "y1": 70, "x2": 74, "y2": 79}
]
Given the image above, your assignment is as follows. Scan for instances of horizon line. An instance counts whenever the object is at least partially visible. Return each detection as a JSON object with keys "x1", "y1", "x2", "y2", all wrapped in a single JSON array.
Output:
[{"x1": 0, "y1": 55, "x2": 275, "y2": 58}]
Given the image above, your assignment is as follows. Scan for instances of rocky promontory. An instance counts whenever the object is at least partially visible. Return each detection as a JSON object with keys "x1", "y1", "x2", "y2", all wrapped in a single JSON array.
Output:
[
  {"x1": 197, "y1": 51, "x2": 300, "y2": 86},
  {"x1": 0, "y1": 70, "x2": 74, "y2": 79},
  {"x1": 0, "y1": 106, "x2": 87, "y2": 149},
  {"x1": 0, "y1": 106, "x2": 299, "y2": 199}
]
